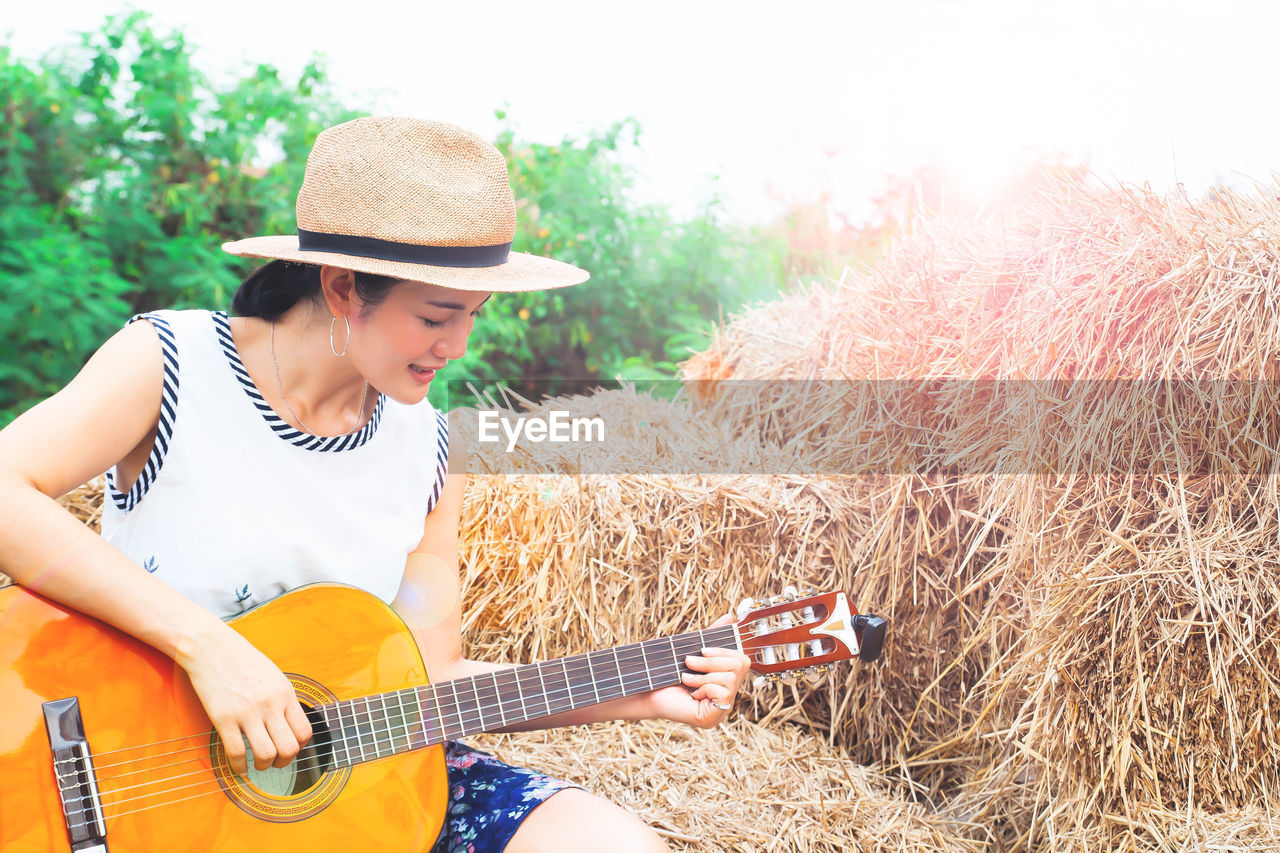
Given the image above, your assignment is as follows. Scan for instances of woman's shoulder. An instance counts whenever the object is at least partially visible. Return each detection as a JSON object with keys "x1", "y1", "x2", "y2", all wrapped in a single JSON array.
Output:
[{"x1": 128, "y1": 307, "x2": 220, "y2": 330}]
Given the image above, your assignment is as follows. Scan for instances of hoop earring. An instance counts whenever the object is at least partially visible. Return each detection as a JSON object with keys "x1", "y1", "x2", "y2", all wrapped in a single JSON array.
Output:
[{"x1": 330, "y1": 315, "x2": 351, "y2": 358}]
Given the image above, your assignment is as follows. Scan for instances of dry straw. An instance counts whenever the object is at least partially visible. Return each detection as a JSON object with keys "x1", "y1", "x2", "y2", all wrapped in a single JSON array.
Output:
[{"x1": 677, "y1": 177, "x2": 1280, "y2": 849}]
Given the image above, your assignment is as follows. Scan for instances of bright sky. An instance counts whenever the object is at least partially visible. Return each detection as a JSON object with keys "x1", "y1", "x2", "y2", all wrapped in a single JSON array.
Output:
[{"x1": 6, "y1": 0, "x2": 1279, "y2": 225}]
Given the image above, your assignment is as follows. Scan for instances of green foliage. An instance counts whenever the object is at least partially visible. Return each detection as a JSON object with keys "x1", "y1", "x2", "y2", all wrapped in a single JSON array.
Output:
[
  {"x1": 0, "y1": 13, "x2": 357, "y2": 420},
  {"x1": 432, "y1": 114, "x2": 786, "y2": 406},
  {"x1": 1, "y1": 14, "x2": 789, "y2": 422}
]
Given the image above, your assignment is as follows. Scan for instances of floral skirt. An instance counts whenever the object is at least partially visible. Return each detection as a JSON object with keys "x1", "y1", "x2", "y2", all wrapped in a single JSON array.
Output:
[{"x1": 431, "y1": 741, "x2": 577, "y2": 853}]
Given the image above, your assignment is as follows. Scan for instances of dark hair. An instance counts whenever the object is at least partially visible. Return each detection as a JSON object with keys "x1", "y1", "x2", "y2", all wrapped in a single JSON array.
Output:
[{"x1": 231, "y1": 260, "x2": 402, "y2": 320}]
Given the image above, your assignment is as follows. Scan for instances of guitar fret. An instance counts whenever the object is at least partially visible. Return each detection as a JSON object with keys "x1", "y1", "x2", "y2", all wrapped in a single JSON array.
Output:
[
  {"x1": 368, "y1": 696, "x2": 386, "y2": 758},
  {"x1": 393, "y1": 690, "x2": 414, "y2": 752},
  {"x1": 490, "y1": 671, "x2": 508, "y2": 728},
  {"x1": 470, "y1": 672, "x2": 499, "y2": 733},
  {"x1": 673, "y1": 633, "x2": 703, "y2": 685},
  {"x1": 353, "y1": 698, "x2": 371, "y2": 762},
  {"x1": 364, "y1": 697, "x2": 378, "y2": 759},
  {"x1": 339, "y1": 700, "x2": 362, "y2": 764},
  {"x1": 321, "y1": 705, "x2": 348, "y2": 767},
  {"x1": 535, "y1": 661, "x2": 554, "y2": 715},
  {"x1": 334, "y1": 701, "x2": 351, "y2": 766},
  {"x1": 642, "y1": 640, "x2": 656, "y2": 690},
  {"x1": 518, "y1": 664, "x2": 548, "y2": 721},
  {"x1": 499, "y1": 668, "x2": 527, "y2": 726},
  {"x1": 465, "y1": 676, "x2": 482, "y2": 732},
  {"x1": 561, "y1": 658, "x2": 576, "y2": 711},
  {"x1": 617, "y1": 642, "x2": 647, "y2": 695},
  {"x1": 603, "y1": 647, "x2": 624, "y2": 701},
  {"x1": 384, "y1": 694, "x2": 401, "y2": 755},
  {"x1": 456, "y1": 678, "x2": 474, "y2": 737},
  {"x1": 586, "y1": 653, "x2": 601, "y2": 705},
  {"x1": 405, "y1": 688, "x2": 424, "y2": 750},
  {"x1": 367, "y1": 695, "x2": 383, "y2": 758},
  {"x1": 443, "y1": 679, "x2": 463, "y2": 739},
  {"x1": 420, "y1": 684, "x2": 449, "y2": 745}
]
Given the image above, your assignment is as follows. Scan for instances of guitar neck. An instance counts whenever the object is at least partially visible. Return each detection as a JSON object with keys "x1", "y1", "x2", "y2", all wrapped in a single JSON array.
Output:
[{"x1": 316, "y1": 624, "x2": 741, "y2": 768}]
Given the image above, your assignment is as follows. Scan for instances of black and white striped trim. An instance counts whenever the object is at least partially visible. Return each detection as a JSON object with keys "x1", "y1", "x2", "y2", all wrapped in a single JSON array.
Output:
[
  {"x1": 107, "y1": 313, "x2": 179, "y2": 512},
  {"x1": 427, "y1": 408, "x2": 449, "y2": 513},
  {"x1": 212, "y1": 311, "x2": 384, "y2": 452}
]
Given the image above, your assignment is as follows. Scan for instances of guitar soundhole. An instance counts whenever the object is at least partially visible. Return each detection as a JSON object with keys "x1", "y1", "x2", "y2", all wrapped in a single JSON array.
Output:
[
  {"x1": 214, "y1": 676, "x2": 351, "y2": 822},
  {"x1": 241, "y1": 705, "x2": 334, "y2": 797}
]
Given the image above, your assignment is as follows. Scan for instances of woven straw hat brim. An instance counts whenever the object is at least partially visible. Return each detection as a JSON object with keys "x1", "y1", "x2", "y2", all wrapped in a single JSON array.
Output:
[{"x1": 222, "y1": 235, "x2": 589, "y2": 293}]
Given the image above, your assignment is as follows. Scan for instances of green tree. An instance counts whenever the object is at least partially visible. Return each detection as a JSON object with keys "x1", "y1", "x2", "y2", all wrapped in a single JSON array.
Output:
[
  {"x1": 0, "y1": 13, "x2": 357, "y2": 421},
  {"x1": 1, "y1": 15, "x2": 789, "y2": 422}
]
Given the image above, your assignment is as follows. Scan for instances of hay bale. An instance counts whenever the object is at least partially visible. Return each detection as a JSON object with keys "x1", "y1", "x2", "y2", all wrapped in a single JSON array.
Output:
[
  {"x1": 677, "y1": 177, "x2": 1280, "y2": 847},
  {"x1": 469, "y1": 718, "x2": 983, "y2": 852}
]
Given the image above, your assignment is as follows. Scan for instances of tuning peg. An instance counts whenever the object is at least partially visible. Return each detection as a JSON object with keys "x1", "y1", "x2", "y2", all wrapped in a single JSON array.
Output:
[{"x1": 736, "y1": 597, "x2": 756, "y2": 619}]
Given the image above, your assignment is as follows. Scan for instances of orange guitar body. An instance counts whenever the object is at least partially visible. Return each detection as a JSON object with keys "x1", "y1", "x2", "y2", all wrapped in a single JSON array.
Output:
[{"x1": 0, "y1": 583, "x2": 447, "y2": 851}]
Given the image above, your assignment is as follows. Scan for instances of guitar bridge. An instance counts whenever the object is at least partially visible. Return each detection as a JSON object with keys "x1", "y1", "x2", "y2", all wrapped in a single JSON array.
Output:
[{"x1": 44, "y1": 697, "x2": 109, "y2": 852}]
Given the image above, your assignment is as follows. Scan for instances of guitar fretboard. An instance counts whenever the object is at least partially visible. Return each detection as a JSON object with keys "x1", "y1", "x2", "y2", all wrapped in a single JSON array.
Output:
[{"x1": 316, "y1": 625, "x2": 739, "y2": 768}]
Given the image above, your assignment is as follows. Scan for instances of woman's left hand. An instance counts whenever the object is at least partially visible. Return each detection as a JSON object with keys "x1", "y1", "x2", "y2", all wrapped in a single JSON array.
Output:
[{"x1": 646, "y1": 613, "x2": 752, "y2": 728}]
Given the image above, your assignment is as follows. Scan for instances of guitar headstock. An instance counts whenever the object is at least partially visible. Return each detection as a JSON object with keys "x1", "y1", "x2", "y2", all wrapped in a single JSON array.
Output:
[{"x1": 735, "y1": 587, "x2": 887, "y2": 684}]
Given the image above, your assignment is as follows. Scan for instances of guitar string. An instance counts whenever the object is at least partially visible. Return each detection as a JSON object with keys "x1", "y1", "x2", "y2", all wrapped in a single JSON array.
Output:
[
  {"x1": 73, "y1": 624, "x2": 801, "y2": 814},
  {"x1": 64, "y1": 620, "x2": 826, "y2": 823},
  {"x1": 75, "y1": 616, "x2": 806, "y2": 775},
  {"x1": 79, "y1": 621, "x2": 808, "y2": 812},
  {"x1": 63, "y1": 645, "x2": 806, "y2": 827},
  {"x1": 82, "y1": 628, "x2": 744, "y2": 806},
  {"x1": 80, "y1": 625, "x2": 746, "y2": 775},
  {"x1": 68, "y1": 653, "x2": 708, "y2": 821},
  {"x1": 91, "y1": 645, "x2": 706, "y2": 799},
  {"x1": 73, "y1": 652, "x2": 803, "y2": 824},
  {"x1": 87, "y1": 638, "x2": 723, "y2": 805}
]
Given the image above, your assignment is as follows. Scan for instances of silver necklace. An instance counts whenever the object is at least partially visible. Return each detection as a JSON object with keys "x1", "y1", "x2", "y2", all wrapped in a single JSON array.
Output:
[{"x1": 270, "y1": 320, "x2": 369, "y2": 436}]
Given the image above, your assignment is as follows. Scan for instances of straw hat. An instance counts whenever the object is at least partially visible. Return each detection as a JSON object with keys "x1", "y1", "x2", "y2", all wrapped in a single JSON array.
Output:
[{"x1": 222, "y1": 116, "x2": 589, "y2": 292}]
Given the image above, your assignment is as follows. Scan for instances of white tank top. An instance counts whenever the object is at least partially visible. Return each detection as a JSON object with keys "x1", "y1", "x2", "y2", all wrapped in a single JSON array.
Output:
[{"x1": 100, "y1": 310, "x2": 448, "y2": 619}]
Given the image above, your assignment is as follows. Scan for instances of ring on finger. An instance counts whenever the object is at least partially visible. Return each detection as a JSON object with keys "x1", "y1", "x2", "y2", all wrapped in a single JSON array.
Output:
[{"x1": 710, "y1": 701, "x2": 732, "y2": 711}]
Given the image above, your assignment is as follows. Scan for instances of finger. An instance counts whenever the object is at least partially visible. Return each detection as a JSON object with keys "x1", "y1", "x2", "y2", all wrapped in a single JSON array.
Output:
[
  {"x1": 691, "y1": 682, "x2": 735, "y2": 707},
  {"x1": 691, "y1": 649, "x2": 753, "y2": 679},
  {"x1": 264, "y1": 715, "x2": 301, "y2": 768},
  {"x1": 212, "y1": 718, "x2": 249, "y2": 777},
  {"x1": 685, "y1": 651, "x2": 749, "y2": 674},
  {"x1": 243, "y1": 722, "x2": 277, "y2": 772},
  {"x1": 285, "y1": 700, "x2": 314, "y2": 746},
  {"x1": 681, "y1": 670, "x2": 736, "y2": 690}
]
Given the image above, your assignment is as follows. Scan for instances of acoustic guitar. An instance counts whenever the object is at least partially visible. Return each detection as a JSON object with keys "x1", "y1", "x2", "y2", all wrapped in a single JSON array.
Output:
[{"x1": 0, "y1": 582, "x2": 886, "y2": 851}]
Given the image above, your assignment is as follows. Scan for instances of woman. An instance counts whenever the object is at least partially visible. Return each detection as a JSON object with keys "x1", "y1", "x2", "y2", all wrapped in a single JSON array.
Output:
[{"x1": 0, "y1": 116, "x2": 750, "y2": 852}]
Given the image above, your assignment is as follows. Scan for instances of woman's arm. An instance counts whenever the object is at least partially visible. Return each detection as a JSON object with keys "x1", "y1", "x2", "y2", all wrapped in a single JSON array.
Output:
[
  {"x1": 392, "y1": 471, "x2": 751, "y2": 732},
  {"x1": 0, "y1": 320, "x2": 310, "y2": 775}
]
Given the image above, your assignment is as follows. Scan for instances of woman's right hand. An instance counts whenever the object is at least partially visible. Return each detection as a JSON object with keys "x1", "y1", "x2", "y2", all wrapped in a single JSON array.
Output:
[{"x1": 177, "y1": 620, "x2": 313, "y2": 777}]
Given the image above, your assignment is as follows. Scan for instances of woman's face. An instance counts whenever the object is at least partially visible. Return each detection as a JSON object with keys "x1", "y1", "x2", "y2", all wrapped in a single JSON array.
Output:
[{"x1": 348, "y1": 280, "x2": 490, "y2": 404}]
